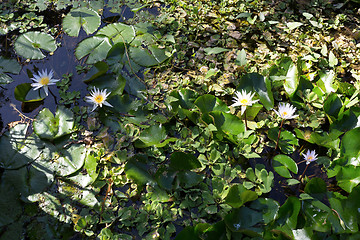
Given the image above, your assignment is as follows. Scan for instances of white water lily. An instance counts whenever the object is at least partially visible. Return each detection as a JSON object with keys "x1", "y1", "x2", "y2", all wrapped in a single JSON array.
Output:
[
  {"x1": 231, "y1": 90, "x2": 259, "y2": 115},
  {"x1": 85, "y1": 87, "x2": 113, "y2": 112},
  {"x1": 274, "y1": 103, "x2": 298, "y2": 119},
  {"x1": 31, "y1": 69, "x2": 59, "y2": 96},
  {"x1": 302, "y1": 150, "x2": 318, "y2": 165}
]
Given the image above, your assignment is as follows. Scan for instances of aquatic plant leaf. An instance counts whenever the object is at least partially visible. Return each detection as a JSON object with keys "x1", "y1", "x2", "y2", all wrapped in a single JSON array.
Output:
[
  {"x1": 75, "y1": 36, "x2": 112, "y2": 64},
  {"x1": 224, "y1": 184, "x2": 258, "y2": 208},
  {"x1": 336, "y1": 166, "x2": 360, "y2": 193},
  {"x1": 63, "y1": 7, "x2": 101, "y2": 37},
  {"x1": 169, "y1": 152, "x2": 201, "y2": 171},
  {"x1": 237, "y1": 73, "x2": 274, "y2": 110},
  {"x1": 340, "y1": 127, "x2": 360, "y2": 160},
  {"x1": 277, "y1": 196, "x2": 301, "y2": 229},
  {"x1": 324, "y1": 93, "x2": 343, "y2": 121},
  {"x1": 273, "y1": 154, "x2": 298, "y2": 178},
  {"x1": 0, "y1": 56, "x2": 21, "y2": 85},
  {"x1": 174, "y1": 226, "x2": 201, "y2": 240},
  {"x1": 0, "y1": 124, "x2": 42, "y2": 169},
  {"x1": 14, "y1": 31, "x2": 57, "y2": 59},
  {"x1": 317, "y1": 70, "x2": 337, "y2": 94},
  {"x1": 14, "y1": 83, "x2": 45, "y2": 102},
  {"x1": 269, "y1": 127, "x2": 298, "y2": 154},
  {"x1": 225, "y1": 207, "x2": 263, "y2": 232},
  {"x1": 210, "y1": 111, "x2": 245, "y2": 136},
  {"x1": 284, "y1": 61, "x2": 299, "y2": 97},
  {"x1": 55, "y1": 144, "x2": 87, "y2": 177},
  {"x1": 250, "y1": 198, "x2": 280, "y2": 224},
  {"x1": 203, "y1": 47, "x2": 229, "y2": 55},
  {"x1": 97, "y1": 22, "x2": 136, "y2": 43},
  {"x1": 33, "y1": 106, "x2": 74, "y2": 140},
  {"x1": 125, "y1": 155, "x2": 154, "y2": 186},
  {"x1": 235, "y1": 49, "x2": 247, "y2": 66},
  {"x1": 136, "y1": 124, "x2": 176, "y2": 148},
  {"x1": 129, "y1": 45, "x2": 169, "y2": 67}
]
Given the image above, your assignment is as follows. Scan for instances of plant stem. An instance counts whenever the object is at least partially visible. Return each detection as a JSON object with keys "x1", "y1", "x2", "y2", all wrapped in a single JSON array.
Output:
[
  {"x1": 275, "y1": 119, "x2": 284, "y2": 151},
  {"x1": 300, "y1": 164, "x2": 309, "y2": 181},
  {"x1": 244, "y1": 110, "x2": 248, "y2": 130}
]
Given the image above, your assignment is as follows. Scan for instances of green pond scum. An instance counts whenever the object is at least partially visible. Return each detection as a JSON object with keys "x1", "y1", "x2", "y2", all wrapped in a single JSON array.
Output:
[{"x1": 1, "y1": 0, "x2": 360, "y2": 239}]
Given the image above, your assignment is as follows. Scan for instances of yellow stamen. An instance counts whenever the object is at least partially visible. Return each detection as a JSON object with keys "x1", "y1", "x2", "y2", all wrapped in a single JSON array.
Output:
[
  {"x1": 240, "y1": 99, "x2": 248, "y2": 105},
  {"x1": 282, "y1": 111, "x2": 288, "y2": 116},
  {"x1": 40, "y1": 77, "x2": 50, "y2": 85},
  {"x1": 94, "y1": 95, "x2": 104, "y2": 103}
]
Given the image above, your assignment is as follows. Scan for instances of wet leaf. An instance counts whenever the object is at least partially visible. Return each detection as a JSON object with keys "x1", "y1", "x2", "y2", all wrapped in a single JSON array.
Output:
[
  {"x1": 14, "y1": 31, "x2": 57, "y2": 59},
  {"x1": 273, "y1": 154, "x2": 298, "y2": 178},
  {"x1": 75, "y1": 36, "x2": 112, "y2": 64},
  {"x1": 63, "y1": 7, "x2": 101, "y2": 37},
  {"x1": 169, "y1": 152, "x2": 201, "y2": 171},
  {"x1": 224, "y1": 184, "x2": 258, "y2": 208}
]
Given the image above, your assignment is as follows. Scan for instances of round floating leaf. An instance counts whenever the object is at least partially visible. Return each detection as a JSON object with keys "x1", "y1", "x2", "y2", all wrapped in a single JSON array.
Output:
[
  {"x1": 136, "y1": 124, "x2": 176, "y2": 148},
  {"x1": 210, "y1": 111, "x2": 245, "y2": 136},
  {"x1": 273, "y1": 154, "x2": 298, "y2": 178},
  {"x1": 251, "y1": 198, "x2": 280, "y2": 224},
  {"x1": 97, "y1": 22, "x2": 136, "y2": 43},
  {"x1": 169, "y1": 152, "x2": 201, "y2": 171},
  {"x1": 0, "y1": 56, "x2": 21, "y2": 85},
  {"x1": 340, "y1": 127, "x2": 360, "y2": 160},
  {"x1": 56, "y1": 144, "x2": 87, "y2": 176},
  {"x1": 336, "y1": 166, "x2": 360, "y2": 193},
  {"x1": 129, "y1": 45, "x2": 169, "y2": 67},
  {"x1": 125, "y1": 155, "x2": 154, "y2": 186},
  {"x1": 75, "y1": 35, "x2": 112, "y2": 64},
  {"x1": 304, "y1": 178, "x2": 327, "y2": 198},
  {"x1": 14, "y1": 31, "x2": 57, "y2": 59},
  {"x1": 225, "y1": 207, "x2": 263, "y2": 232},
  {"x1": 277, "y1": 196, "x2": 301, "y2": 229},
  {"x1": 224, "y1": 184, "x2": 258, "y2": 208},
  {"x1": 237, "y1": 73, "x2": 274, "y2": 110},
  {"x1": 62, "y1": 7, "x2": 101, "y2": 37},
  {"x1": 0, "y1": 124, "x2": 42, "y2": 170},
  {"x1": 33, "y1": 106, "x2": 73, "y2": 140},
  {"x1": 33, "y1": 108, "x2": 59, "y2": 140},
  {"x1": 14, "y1": 83, "x2": 45, "y2": 103}
]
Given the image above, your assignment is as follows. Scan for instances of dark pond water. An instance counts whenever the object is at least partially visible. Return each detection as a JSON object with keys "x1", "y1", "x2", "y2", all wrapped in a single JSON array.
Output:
[{"x1": 0, "y1": 4, "x2": 140, "y2": 132}]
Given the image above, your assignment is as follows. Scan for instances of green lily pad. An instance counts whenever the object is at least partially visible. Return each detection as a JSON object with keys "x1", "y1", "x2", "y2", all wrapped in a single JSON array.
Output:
[
  {"x1": 0, "y1": 56, "x2": 21, "y2": 85},
  {"x1": 136, "y1": 124, "x2": 176, "y2": 148},
  {"x1": 224, "y1": 184, "x2": 258, "y2": 208},
  {"x1": 62, "y1": 7, "x2": 101, "y2": 37},
  {"x1": 14, "y1": 31, "x2": 57, "y2": 59},
  {"x1": 169, "y1": 152, "x2": 202, "y2": 171},
  {"x1": 129, "y1": 45, "x2": 170, "y2": 67},
  {"x1": 273, "y1": 154, "x2": 298, "y2": 178},
  {"x1": 75, "y1": 35, "x2": 112, "y2": 64},
  {"x1": 33, "y1": 106, "x2": 74, "y2": 140},
  {"x1": 55, "y1": 144, "x2": 87, "y2": 177},
  {"x1": 237, "y1": 73, "x2": 274, "y2": 110},
  {"x1": 97, "y1": 22, "x2": 136, "y2": 43},
  {"x1": 0, "y1": 124, "x2": 42, "y2": 170},
  {"x1": 340, "y1": 127, "x2": 360, "y2": 160},
  {"x1": 14, "y1": 83, "x2": 46, "y2": 103},
  {"x1": 210, "y1": 111, "x2": 245, "y2": 136}
]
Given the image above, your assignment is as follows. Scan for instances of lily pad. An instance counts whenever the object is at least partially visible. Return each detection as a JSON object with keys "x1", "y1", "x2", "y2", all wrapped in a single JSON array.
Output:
[
  {"x1": 14, "y1": 31, "x2": 57, "y2": 59},
  {"x1": 273, "y1": 154, "x2": 298, "y2": 178},
  {"x1": 62, "y1": 7, "x2": 101, "y2": 37},
  {"x1": 0, "y1": 56, "x2": 21, "y2": 85},
  {"x1": 14, "y1": 83, "x2": 45, "y2": 103},
  {"x1": 33, "y1": 106, "x2": 74, "y2": 140},
  {"x1": 75, "y1": 36, "x2": 112, "y2": 64}
]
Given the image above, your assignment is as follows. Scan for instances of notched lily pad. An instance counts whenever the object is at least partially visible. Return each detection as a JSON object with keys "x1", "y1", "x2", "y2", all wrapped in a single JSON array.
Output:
[
  {"x1": 14, "y1": 31, "x2": 57, "y2": 59},
  {"x1": 63, "y1": 7, "x2": 101, "y2": 37}
]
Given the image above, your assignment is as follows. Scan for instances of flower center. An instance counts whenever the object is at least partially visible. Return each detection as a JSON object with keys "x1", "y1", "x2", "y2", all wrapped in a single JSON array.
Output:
[
  {"x1": 308, "y1": 156, "x2": 313, "y2": 160},
  {"x1": 240, "y1": 99, "x2": 248, "y2": 105},
  {"x1": 282, "y1": 111, "x2": 288, "y2": 116},
  {"x1": 39, "y1": 77, "x2": 50, "y2": 86},
  {"x1": 94, "y1": 95, "x2": 104, "y2": 104}
]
